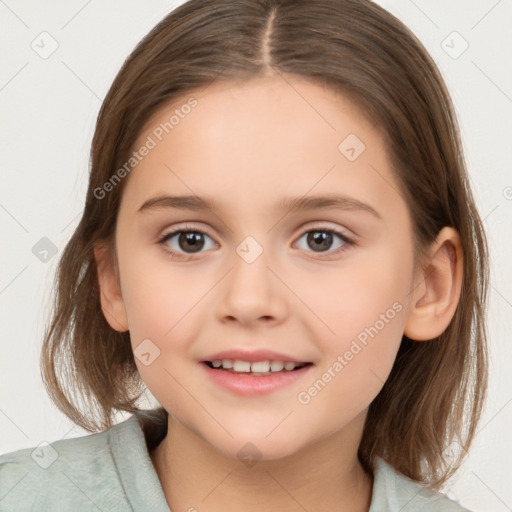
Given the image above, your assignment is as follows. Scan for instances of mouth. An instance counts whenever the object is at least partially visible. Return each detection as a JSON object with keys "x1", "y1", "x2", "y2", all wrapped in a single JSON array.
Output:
[
  {"x1": 202, "y1": 359, "x2": 314, "y2": 376},
  {"x1": 200, "y1": 357, "x2": 315, "y2": 396}
]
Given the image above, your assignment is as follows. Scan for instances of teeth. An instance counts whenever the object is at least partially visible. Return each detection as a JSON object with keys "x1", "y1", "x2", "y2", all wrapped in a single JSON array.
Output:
[
  {"x1": 270, "y1": 361, "x2": 284, "y2": 372},
  {"x1": 233, "y1": 360, "x2": 251, "y2": 372},
  {"x1": 250, "y1": 361, "x2": 270, "y2": 373},
  {"x1": 209, "y1": 359, "x2": 305, "y2": 373}
]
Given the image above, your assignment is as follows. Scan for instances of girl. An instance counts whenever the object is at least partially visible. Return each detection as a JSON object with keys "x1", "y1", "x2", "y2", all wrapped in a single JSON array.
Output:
[{"x1": 0, "y1": 0, "x2": 489, "y2": 510}]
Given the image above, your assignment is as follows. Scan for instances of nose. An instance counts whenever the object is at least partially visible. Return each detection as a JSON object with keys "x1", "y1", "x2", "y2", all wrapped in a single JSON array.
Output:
[{"x1": 215, "y1": 241, "x2": 287, "y2": 326}]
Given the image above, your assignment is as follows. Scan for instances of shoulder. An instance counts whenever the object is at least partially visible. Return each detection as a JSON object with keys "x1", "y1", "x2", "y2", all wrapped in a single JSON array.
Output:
[
  {"x1": 370, "y1": 457, "x2": 474, "y2": 512},
  {"x1": 0, "y1": 415, "x2": 140, "y2": 511}
]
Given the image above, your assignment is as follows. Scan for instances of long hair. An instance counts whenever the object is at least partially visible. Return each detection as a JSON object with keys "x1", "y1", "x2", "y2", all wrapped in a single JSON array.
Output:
[{"x1": 40, "y1": 0, "x2": 489, "y2": 489}]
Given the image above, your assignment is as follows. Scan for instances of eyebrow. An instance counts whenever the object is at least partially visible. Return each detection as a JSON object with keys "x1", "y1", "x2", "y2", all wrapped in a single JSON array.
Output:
[{"x1": 137, "y1": 194, "x2": 382, "y2": 219}]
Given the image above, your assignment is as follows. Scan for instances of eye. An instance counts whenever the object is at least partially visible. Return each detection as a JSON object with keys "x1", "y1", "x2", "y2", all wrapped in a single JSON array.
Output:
[
  {"x1": 294, "y1": 227, "x2": 353, "y2": 255},
  {"x1": 157, "y1": 224, "x2": 354, "y2": 260},
  {"x1": 158, "y1": 225, "x2": 217, "y2": 258}
]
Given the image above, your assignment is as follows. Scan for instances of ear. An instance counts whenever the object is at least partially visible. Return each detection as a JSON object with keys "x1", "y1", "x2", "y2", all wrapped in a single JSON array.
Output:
[
  {"x1": 94, "y1": 241, "x2": 129, "y2": 332},
  {"x1": 403, "y1": 227, "x2": 463, "y2": 341}
]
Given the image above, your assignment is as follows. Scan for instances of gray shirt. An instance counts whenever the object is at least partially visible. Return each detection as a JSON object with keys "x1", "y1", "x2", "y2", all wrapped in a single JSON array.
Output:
[{"x1": 0, "y1": 412, "x2": 473, "y2": 511}]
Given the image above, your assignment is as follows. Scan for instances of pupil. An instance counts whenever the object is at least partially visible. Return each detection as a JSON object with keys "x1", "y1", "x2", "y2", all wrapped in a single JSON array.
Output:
[
  {"x1": 308, "y1": 231, "x2": 332, "y2": 252},
  {"x1": 179, "y1": 232, "x2": 204, "y2": 253}
]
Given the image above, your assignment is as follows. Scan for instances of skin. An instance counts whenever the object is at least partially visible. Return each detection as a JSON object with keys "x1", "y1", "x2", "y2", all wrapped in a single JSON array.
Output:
[{"x1": 95, "y1": 75, "x2": 463, "y2": 512}]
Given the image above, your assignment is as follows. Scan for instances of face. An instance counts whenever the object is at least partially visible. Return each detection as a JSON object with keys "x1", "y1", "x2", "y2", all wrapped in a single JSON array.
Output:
[{"x1": 110, "y1": 75, "x2": 417, "y2": 461}]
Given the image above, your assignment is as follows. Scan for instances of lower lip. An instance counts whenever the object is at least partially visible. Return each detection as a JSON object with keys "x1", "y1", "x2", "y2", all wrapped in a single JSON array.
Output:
[{"x1": 200, "y1": 363, "x2": 314, "y2": 396}]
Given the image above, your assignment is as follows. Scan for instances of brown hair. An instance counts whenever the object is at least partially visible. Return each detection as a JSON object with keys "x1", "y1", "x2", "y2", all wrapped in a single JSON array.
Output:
[{"x1": 40, "y1": 0, "x2": 489, "y2": 489}]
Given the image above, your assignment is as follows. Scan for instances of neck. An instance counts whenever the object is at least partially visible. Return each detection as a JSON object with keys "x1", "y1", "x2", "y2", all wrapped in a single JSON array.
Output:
[{"x1": 149, "y1": 411, "x2": 374, "y2": 512}]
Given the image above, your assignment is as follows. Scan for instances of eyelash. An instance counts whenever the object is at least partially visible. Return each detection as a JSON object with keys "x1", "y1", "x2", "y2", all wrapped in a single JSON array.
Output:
[{"x1": 157, "y1": 224, "x2": 355, "y2": 260}]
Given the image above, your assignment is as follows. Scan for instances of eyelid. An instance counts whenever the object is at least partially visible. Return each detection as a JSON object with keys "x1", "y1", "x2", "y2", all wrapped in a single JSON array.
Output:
[
  {"x1": 298, "y1": 221, "x2": 354, "y2": 240},
  {"x1": 158, "y1": 221, "x2": 354, "y2": 241}
]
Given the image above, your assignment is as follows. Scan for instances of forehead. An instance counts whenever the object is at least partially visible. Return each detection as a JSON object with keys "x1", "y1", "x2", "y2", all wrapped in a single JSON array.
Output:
[
  {"x1": 122, "y1": 75, "x2": 402, "y2": 219},
  {"x1": 136, "y1": 75, "x2": 377, "y2": 149}
]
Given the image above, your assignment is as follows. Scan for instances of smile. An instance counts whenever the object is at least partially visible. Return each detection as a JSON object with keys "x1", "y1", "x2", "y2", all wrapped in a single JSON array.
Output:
[{"x1": 201, "y1": 360, "x2": 314, "y2": 396}]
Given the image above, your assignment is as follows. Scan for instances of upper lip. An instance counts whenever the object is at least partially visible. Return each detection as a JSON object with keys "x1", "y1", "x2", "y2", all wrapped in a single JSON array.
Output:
[{"x1": 202, "y1": 349, "x2": 312, "y2": 364}]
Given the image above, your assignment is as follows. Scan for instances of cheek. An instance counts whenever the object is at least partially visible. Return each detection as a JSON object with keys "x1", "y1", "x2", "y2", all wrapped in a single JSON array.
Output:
[
  {"x1": 307, "y1": 249, "x2": 411, "y2": 342},
  {"x1": 299, "y1": 247, "x2": 412, "y2": 396},
  {"x1": 120, "y1": 257, "x2": 205, "y2": 408},
  {"x1": 116, "y1": 238, "x2": 199, "y2": 337},
  {"x1": 116, "y1": 242, "x2": 214, "y2": 378}
]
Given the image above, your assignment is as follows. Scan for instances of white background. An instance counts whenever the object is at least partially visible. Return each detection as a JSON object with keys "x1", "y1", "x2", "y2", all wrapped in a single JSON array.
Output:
[{"x1": 1, "y1": 1, "x2": 511, "y2": 510}]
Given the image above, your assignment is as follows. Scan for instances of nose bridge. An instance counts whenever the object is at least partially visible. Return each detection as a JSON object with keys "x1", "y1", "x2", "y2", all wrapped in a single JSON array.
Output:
[
  {"x1": 230, "y1": 233, "x2": 272, "y2": 298},
  {"x1": 216, "y1": 233, "x2": 285, "y2": 323}
]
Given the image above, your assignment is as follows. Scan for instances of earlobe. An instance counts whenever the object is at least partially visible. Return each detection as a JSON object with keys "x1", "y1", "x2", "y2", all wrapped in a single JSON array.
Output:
[
  {"x1": 403, "y1": 227, "x2": 463, "y2": 341},
  {"x1": 94, "y1": 241, "x2": 129, "y2": 332}
]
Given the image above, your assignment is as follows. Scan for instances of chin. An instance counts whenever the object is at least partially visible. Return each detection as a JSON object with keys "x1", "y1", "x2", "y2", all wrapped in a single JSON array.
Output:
[{"x1": 206, "y1": 430, "x2": 305, "y2": 464}]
